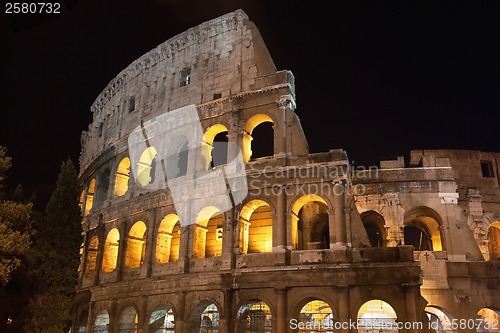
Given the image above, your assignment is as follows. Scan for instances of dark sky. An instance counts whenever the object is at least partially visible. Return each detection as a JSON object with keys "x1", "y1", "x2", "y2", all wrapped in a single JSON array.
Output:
[{"x1": 1, "y1": 0, "x2": 499, "y2": 209}]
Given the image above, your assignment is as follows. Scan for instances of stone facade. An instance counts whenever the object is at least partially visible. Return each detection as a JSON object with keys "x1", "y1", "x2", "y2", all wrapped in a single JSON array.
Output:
[{"x1": 74, "y1": 9, "x2": 500, "y2": 333}]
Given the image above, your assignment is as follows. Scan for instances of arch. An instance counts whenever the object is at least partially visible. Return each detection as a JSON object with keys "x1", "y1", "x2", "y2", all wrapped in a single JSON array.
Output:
[
  {"x1": 425, "y1": 305, "x2": 456, "y2": 333},
  {"x1": 149, "y1": 304, "x2": 175, "y2": 333},
  {"x1": 119, "y1": 306, "x2": 138, "y2": 333},
  {"x1": 137, "y1": 146, "x2": 157, "y2": 186},
  {"x1": 239, "y1": 200, "x2": 273, "y2": 254},
  {"x1": 487, "y1": 222, "x2": 500, "y2": 260},
  {"x1": 193, "y1": 206, "x2": 223, "y2": 258},
  {"x1": 125, "y1": 221, "x2": 147, "y2": 269},
  {"x1": 357, "y1": 299, "x2": 398, "y2": 333},
  {"x1": 156, "y1": 214, "x2": 181, "y2": 264},
  {"x1": 477, "y1": 307, "x2": 500, "y2": 333},
  {"x1": 291, "y1": 194, "x2": 329, "y2": 250},
  {"x1": 102, "y1": 228, "x2": 120, "y2": 273},
  {"x1": 243, "y1": 114, "x2": 274, "y2": 163},
  {"x1": 96, "y1": 169, "x2": 111, "y2": 206},
  {"x1": 236, "y1": 300, "x2": 272, "y2": 333},
  {"x1": 84, "y1": 235, "x2": 99, "y2": 278},
  {"x1": 293, "y1": 299, "x2": 334, "y2": 333},
  {"x1": 84, "y1": 178, "x2": 96, "y2": 215},
  {"x1": 79, "y1": 190, "x2": 86, "y2": 215},
  {"x1": 404, "y1": 206, "x2": 443, "y2": 251},
  {"x1": 201, "y1": 124, "x2": 229, "y2": 170},
  {"x1": 165, "y1": 136, "x2": 189, "y2": 179},
  {"x1": 94, "y1": 309, "x2": 110, "y2": 333},
  {"x1": 114, "y1": 157, "x2": 131, "y2": 198},
  {"x1": 190, "y1": 301, "x2": 220, "y2": 333},
  {"x1": 361, "y1": 211, "x2": 387, "y2": 247}
]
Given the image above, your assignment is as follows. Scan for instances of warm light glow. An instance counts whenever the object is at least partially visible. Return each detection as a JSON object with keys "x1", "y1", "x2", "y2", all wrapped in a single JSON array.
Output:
[
  {"x1": 138, "y1": 147, "x2": 157, "y2": 186},
  {"x1": 85, "y1": 236, "x2": 99, "y2": 278},
  {"x1": 404, "y1": 207, "x2": 443, "y2": 251},
  {"x1": 84, "y1": 179, "x2": 96, "y2": 215},
  {"x1": 477, "y1": 308, "x2": 500, "y2": 333},
  {"x1": 102, "y1": 228, "x2": 120, "y2": 273},
  {"x1": 240, "y1": 200, "x2": 273, "y2": 253},
  {"x1": 242, "y1": 114, "x2": 273, "y2": 163},
  {"x1": 193, "y1": 206, "x2": 222, "y2": 258},
  {"x1": 156, "y1": 214, "x2": 181, "y2": 264},
  {"x1": 79, "y1": 190, "x2": 85, "y2": 214},
  {"x1": 201, "y1": 124, "x2": 228, "y2": 170},
  {"x1": 114, "y1": 157, "x2": 131, "y2": 197},
  {"x1": 291, "y1": 194, "x2": 328, "y2": 250},
  {"x1": 488, "y1": 222, "x2": 500, "y2": 260},
  {"x1": 299, "y1": 300, "x2": 333, "y2": 332},
  {"x1": 425, "y1": 306, "x2": 454, "y2": 332},
  {"x1": 125, "y1": 221, "x2": 147, "y2": 268},
  {"x1": 357, "y1": 300, "x2": 397, "y2": 333},
  {"x1": 237, "y1": 301, "x2": 272, "y2": 331}
]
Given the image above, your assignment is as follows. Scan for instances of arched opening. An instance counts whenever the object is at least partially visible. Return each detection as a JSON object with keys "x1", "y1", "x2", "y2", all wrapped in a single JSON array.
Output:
[
  {"x1": 94, "y1": 310, "x2": 110, "y2": 333},
  {"x1": 425, "y1": 306, "x2": 456, "y2": 333},
  {"x1": 243, "y1": 114, "x2": 274, "y2": 163},
  {"x1": 361, "y1": 211, "x2": 387, "y2": 247},
  {"x1": 84, "y1": 179, "x2": 96, "y2": 215},
  {"x1": 357, "y1": 300, "x2": 398, "y2": 333},
  {"x1": 96, "y1": 169, "x2": 111, "y2": 206},
  {"x1": 75, "y1": 308, "x2": 89, "y2": 333},
  {"x1": 201, "y1": 124, "x2": 229, "y2": 170},
  {"x1": 137, "y1": 146, "x2": 157, "y2": 186},
  {"x1": 166, "y1": 136, "x2": 189, "y2": 179},
  {"x1": 477, "y1": 307, "x2": 500, "y2": 333},
  {"x1": 297, "y1": 299, "x2": 334, "y2": 332},
  {"x1": 125, "y1": 221, "x2": 147, "y2": 269},
  {"x1": 84, "y1": 235, "x2": 99, "y2": 278},
  {"x1": 291, "y1": 195, "x2": 329, "y2": 250},
  {"x1": 404, "y1": 207, "x2": 443, "y2": 251},
  {"x1": 156, "y1": 214, "x2": 181, "y2": 264},
  {"x1": 236, "y1": 300, "x2": 272, "y2": 333},
  {"x1": 79, "y1": 190, "x2": 86, "y2": 215},
  {"x1": 239, "y1": 200, "x2": 273, "y2": 254},
  {"x1": 193, "y1": 207, "x2": 223, "y2": 258},
  {"x1": 149, "y1": 304, "x2": 175, "y2": 333},
  {"x1": 119, "y1": 306, "x2": 138, "y2": 333},
  {"x1": 487, "y1": 222, "x2": 500, "y2": 260},
  {"x1": 190, "y1": 301, "x2": 220, "y2": 333},
  {"x1": 102, "y1": 228, "x2": 120, "y2": 273},
  {"x1": 114, "y1": 157, "x2": 131, "y2": 198}
]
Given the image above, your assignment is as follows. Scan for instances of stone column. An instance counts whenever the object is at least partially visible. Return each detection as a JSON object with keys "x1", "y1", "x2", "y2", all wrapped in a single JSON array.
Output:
[
  {"x1": 333, "y1": 182, "x2": 347, "y2": 248},
  {"x1": 86, "y1": 301, "x2": 95, "y2": 333},
  {"x1": 109, "y1": 301, "x2": 118, "y2": 333},
  {"x1": 141, "y1": 210, "x2": 156, "y2": 278},
  {"x1": 276, "y1": 287, "x2": 288, "y2": 333},
  {"x1": 93, "y1": 227, "x2": 105, "y2": 286},
  {"x1": 336, "y1": 286, "x2": 350, "y2": 333},
  {"x1": 175, "y1": 292, "x2": 187, "y2": 333},
  {"x1": 404, "y1": 284, "x2": 418, "y2": 333},
  {"x1": 220, "y1": 289, "x2": 234, "y2": 333},
  {"x1": 116, "y1": 221, "x2": 128, "y2": 281},
  {"x1": 276, "y1": 99, "x2": 288, "y2": 155},
  {"x1": 138, "y1": 295, "x2": 148, "y2": 333},
  {"x1": 178, "y1": 224, "x2": 190, "y2": 273},
  {"x1": 275, "y1": 185, "x2": 287, "y2": 252},
  {"x1": 221, "y1": 216, "x2": 235, "y2": 269}
]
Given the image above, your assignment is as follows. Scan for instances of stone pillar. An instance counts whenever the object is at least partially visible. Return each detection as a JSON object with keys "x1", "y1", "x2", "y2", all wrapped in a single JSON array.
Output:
[
  {"x1": 175, "y1": 292, "x2": 187, "y2": 333},
  {"x1": 116, "y1": 221, "x2": 128, "y2": 281},
  {"x1": 138, "y1": 295, "x2": 148, "y2": 333},
  {"x1": 276, "y1": 287, "x2": 288, "y2": 333},
  {"x1": 178, "y1": 224, "x2": 190, "y2": 273},
  {"x1": 275, "y1": 185, "x2": 287, "y2": 252},
  {"x1": 109, "y1": 301, "x2": 118, "y2": 333},
  {"x1": 333, "y1": 182, "x2": 347, "y2": 248},
  {"x1": 86, "y1": 301, "x2": 95, "y2": 333},
  {"x1": 93, "y1": 228, "x2": 104, "y2": 286},
  {"x1": 141, "y1": 210, "x2": 156, "y2": 278},
  {"x1": 220, "y1": 289, "x2": 234, "y2": 333},
  {"x1": 404, "y1": 284, "x2": 418, "y2": 333},
  {"x1": 337, "y1": 286, "x2": 350, "y2": 333},
  {"x1": 222, "y1": 216, "x2": 235, "y2": 269},
  {"x1": 276, "y1": 99, "x2": 288, "y2": 155}
]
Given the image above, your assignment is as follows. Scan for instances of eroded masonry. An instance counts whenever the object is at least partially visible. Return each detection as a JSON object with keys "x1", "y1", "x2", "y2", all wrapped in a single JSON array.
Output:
[{"x1": 74, "y1": 9, "x2": 500, "y2": 333}]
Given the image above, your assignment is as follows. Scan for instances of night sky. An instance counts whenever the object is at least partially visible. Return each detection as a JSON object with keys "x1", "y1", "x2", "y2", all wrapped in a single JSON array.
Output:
[{"x1": 1, "y1": 0, "x2": 499, "y2": 210}]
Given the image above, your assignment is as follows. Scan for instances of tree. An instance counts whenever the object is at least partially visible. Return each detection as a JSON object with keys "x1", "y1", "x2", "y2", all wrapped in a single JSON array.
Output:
[{"x1": 25, "y1": 159, "x2": 83, "y2": 333}]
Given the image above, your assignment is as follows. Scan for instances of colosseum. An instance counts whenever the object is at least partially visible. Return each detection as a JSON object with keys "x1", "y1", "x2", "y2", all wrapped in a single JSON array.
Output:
[{"x1": 74, "y1": 9, "x2": 500, "y2": 333}]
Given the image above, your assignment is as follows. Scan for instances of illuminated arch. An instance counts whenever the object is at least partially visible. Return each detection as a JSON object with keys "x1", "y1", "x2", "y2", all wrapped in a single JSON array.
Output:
[
  {"x1": 425, "y1": 305, "x2": 456, "y2": 333},
  {"x1": 102, "y1": 228, "x2": 119, "y2": 273},
  {"x1": 201, "y1": 124, "x2": 228, "y2": 169},
  {"x1": 119, "y1": 306, "x2": 138, "y2": 332},
  {"x1": 84, "y1": 179, "x2": 96, "y2": 215},
  {"x1": 296, "y1": 299, "x2": 334, "y2": 333},
  {"x1": 137, "y1": 146, "x2": 157, "y2": 186},
  {"x1": 236, "y1": 300, "x2": 272, "y2": 332},
  {"x1": 114, "y1": 157, "x2": 130, "y2": 198},
  {"x1": 190, "y1": 301, "x2": 220, "y2": 333},
  {"x1": 79, "y1": 190, "x2": 85, "y2": 215},
  {"x1": 84, "y1": 235, "x2": 99, "y2": 278},
  {"x1": 149, "y1": 304, "x2": 175, "y2": 332},
  {"x1": 404, "y1": 206, "x2": 443, "y2": 251},
  {"x1": 357, "y1": 299, "x2": 398, "y2": 333},
  {"x1": 488, "y1": 222, "x2": 500, "y2": 260},
  {"x1": 193, "y1": 206, "x2": 223, "y2": 258},
  {"x1": 477, "y1": 307, "x2": 500, "y2": 333},
  {"x1": 361, "y1": 211, "x2": 387, "y2": 247},
  {"x1": 291, "y1": 194, "x2": 329, "y2": 250},
  {"x1": 243, "y1": 114, "x2": 274, "y2": 163},
  {"x1": 94, "y1": 309, "x2": 110, "y2": 333},
  {"x1": 156, "y1": 214, "x2": 181, "y2": 264},
  {"x1": 125, "y1": 221, "x2": 147, "y2": 269},
  {"x1": 239, "y1": 200, "x2": 273, "y2": 254}
]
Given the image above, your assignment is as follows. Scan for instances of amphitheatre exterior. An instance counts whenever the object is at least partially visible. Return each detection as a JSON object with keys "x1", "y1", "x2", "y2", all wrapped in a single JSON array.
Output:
[{"x1": 74, "y1": 9, "x2": 500, "y2": 333}]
